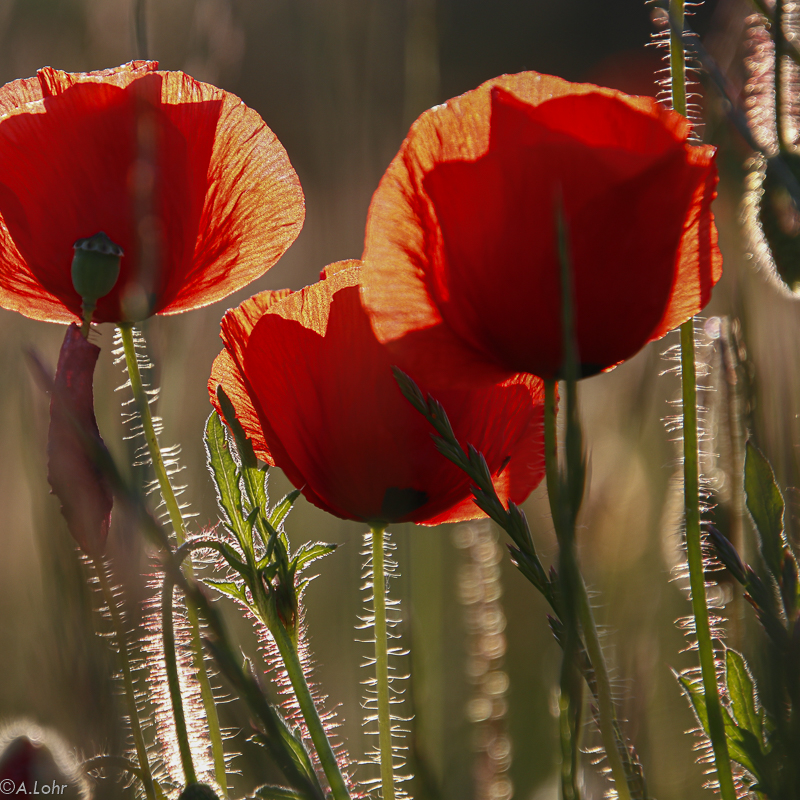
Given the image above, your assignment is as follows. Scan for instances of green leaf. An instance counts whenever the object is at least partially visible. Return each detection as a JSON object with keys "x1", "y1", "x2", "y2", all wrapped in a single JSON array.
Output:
[
  {"x1": 292, "y1": 542, "x2": 338, "y2": 573},
  {"x1": 217, "y1": 541, "x2": 250, "y2": 575},
  {"x1": 726, "y1": 650, "x2": 763, "y2": 744},
  {"x1": 205, "y1": 412, "x2": 250, "y2": 553},
  {"x1": 745, "y1": 440, "x2": 787, "y2": 577},
  {"x1": 217, "y1": 385, "x2": 258, "y2": 469},
  {"x1": 252, "y1": 713, "x2": 318, "y2": 791},
  {"x1": 269, "y1": 489, "x2": 301, "y2": 531},
  {"x1": 204, "y1": 578, "x2": 249, "y2": 605},
  {"x1": 677, "y1": 672, "x2": 766, "y2": 782},
  {"x1": 253, "y1": 786, "x2": 309, "y2": 800}
]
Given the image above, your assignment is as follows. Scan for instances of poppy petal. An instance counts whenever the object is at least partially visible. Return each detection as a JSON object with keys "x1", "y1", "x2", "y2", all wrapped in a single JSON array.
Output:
[
  {"x1": 363, "y1": 71, "x2": 721, "y2": 380},
  {"x1": 215, "y1": 265, "x2": 545, "y2": 525},
  {"x1": 0, "y1": 64, "x2": 303, "y2": 324}
]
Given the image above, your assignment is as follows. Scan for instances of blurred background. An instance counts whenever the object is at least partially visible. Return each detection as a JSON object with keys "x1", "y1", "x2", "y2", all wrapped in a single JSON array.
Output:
[{"x1": 2, "y1": 0, "x2": 798, "y2": 798}]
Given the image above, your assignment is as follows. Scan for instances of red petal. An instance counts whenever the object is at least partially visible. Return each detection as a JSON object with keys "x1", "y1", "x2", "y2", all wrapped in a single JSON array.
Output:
[
  {"x1": 47, "y1": 324, "x2": 113, "y2": 555},
  {"x1": 216, "y1": 265, "x2": 545, "y2": 525},
  {"x1": 0, "y1": 65, "x2": 303, "y2": 324},
  {"x1": 363, "y1": 71, "x2": 721, "y2": 379}
]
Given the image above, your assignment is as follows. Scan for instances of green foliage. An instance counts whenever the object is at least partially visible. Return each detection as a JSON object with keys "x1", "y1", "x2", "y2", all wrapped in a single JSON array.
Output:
[
  {"x1": 200, "y1": 391, "x2": 342, "y2": 797},
  {"x1": 745, "y1": 440, "x2": 788, "y2": 577},
  {"x1": 203, "y1": 396, "x2": 338, "y2": 637},
  {"x1": 703, "y1": 442, "x2": 800, "y2": 798},
  {"x1": 678, "y1": 651, "x2": 778, "y2": 796}
]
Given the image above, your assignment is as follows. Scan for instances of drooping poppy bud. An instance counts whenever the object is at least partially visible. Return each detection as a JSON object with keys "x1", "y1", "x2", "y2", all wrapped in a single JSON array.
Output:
[
  {"x1": 0, "y1": 722, "x2": 89, "y2": 799},
  {"x1": 47, "y1": 323, "x2": 113, "y2": 555}
]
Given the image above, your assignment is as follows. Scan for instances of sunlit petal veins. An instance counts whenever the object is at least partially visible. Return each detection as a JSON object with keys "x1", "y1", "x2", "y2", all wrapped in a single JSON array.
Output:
[{"x1": 215, "y1": 265, "x2": 545, "y2": 525}]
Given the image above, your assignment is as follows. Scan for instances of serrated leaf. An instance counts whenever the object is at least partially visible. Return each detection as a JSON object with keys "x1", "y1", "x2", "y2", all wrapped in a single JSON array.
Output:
[
  {"x1": 204, "y1": 578, "x2": 249, "y2": 605},
  {"x1": 269, "y1": 489, "x2": 301, "y2": 531},
  {"x1": 292, "y1": 542, "x2": 338, "y2": 573},
  {"x1": 745, "y1": 441, "x2": 787, "y2": 577},
  {"x1": 242, "y1": 463, "x2": 270, "y2": 540},
  {"x1": 295, "y1": 575, "x2": 316, "y2": 599},
  {"x1": 677, "y1": 673, "x2": 765, "y2": 781},
  {"x1": 205, "y1": 412, "x2": 250, "y2": 553},
  {"x1": 217, "y1": 385, "x2": 258, "y2": 469},
  {"x1": 253, "y1": 786, "x2": 308, "y2": 800},
  {"x1": 726, "y1": 650, "x2": 763, "y2": 744}
]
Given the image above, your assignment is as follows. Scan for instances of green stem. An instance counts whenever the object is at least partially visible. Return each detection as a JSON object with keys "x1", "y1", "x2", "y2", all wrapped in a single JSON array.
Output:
[
  {"x1": 775, "y1": 0, "x2": 790, "y2": 152},
  {"x1": 162, "y1": 572, "x2": 197, "y2": 785},
  {"x1": 269, "y1": 612, "x2": 352, "y2": 800},
  {"x1": 92, "y1": 557, "x2": 157, "y2": 800},
  {"x1": 544, "y1": 380, "x2": 632, "y2": 800},
  {"x1": 544, "y1": 380, "x2": 560, "y2": 513},
  {"x1": 118, "y1": 323, "x2": 228, "y2": 795},
  {"x1": 371, "y1": 525, "x2": 396, "y2": 800},
  {"x1": 669, "y1": 6, "x2": 737, "y2": 795},
  {"x1": 669, "y1": 0, "x2": 687, "y2": 119},
  {"x1": 679, "y1": 322, "x2": 737, "y2": 800},
  {"x1": 573, "y1": 570, "x2": 631, "y2": 800}
]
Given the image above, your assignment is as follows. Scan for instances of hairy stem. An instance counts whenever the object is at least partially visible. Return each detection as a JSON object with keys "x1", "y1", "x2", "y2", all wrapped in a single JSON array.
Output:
[
  {"x1": 544, "y1": 381, "x2": 631, "y2": 800},
  {"x1": 118, "y1": 323, "x2": 227, "y2": 794},
  {"x1": 669, "y1": 4, "x2": 737, "y2": 795},
  {"x1": 162, "y1": 574, "x2": 197, "y2": 785},
  {"x1": 92, "y1": 557, "x2": 157, "y2": 800},
  {"x1": 269, "y1": 612, "x2": 352, "y2": 800},
  {"x1": 680, "y1": 323, "x2": 737, "y2": 800},
  {"x1": 371, "y1": 525, "x2": 396, "y2": 800}
]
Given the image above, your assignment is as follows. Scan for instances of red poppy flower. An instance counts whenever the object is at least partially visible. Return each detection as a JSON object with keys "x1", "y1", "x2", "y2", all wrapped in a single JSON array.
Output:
[
  {"x1": 0, "y1": 61, "x2": 304, "y2": 324},
  {"x1": 209, "y1": 263, "x2": 545, "y2": 526},
  {"x1": 362, "y1": 72, "x2": 722, "y2": 379}
]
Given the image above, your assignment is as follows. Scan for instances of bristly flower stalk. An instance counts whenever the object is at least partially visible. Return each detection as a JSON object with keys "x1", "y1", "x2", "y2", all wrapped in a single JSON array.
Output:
[
  {"x1": 115, "y1": 325, "x2": 227, "y2": 794},
  {"x1": 90, "y1": 556, "x2": 158, "y2": 800},
  {"x1": 668, "y1": 3, "x2": 738, "y2": 797},
  {"x1": 359, "y1": 528, "x2": 411, "y2": 800}
]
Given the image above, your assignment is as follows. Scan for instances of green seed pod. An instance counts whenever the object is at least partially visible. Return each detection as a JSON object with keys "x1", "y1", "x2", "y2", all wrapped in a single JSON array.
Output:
[
  {"x1": 71, "y1": 232, "x2": 123, "y2": 305},
  {"x1": 177, "y1": 784, "x2": 221, "y2": 800}
]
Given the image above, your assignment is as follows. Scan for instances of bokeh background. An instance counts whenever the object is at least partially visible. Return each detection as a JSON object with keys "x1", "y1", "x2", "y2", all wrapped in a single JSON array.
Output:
[{"x1": 3, "y1": 0, "x2": 799, "y2": 798}]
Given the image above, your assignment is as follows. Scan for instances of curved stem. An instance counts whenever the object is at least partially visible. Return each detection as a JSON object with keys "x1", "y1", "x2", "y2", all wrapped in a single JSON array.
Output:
[
  {"x1": 371, "y1": 525, "x2": 395, "y2": 800},
  {"x1": 269, "y1": 612, "x2": 352, "y2": 800},
  {"x1": 118, "y1": 323, "x2": 227, "y2": 794},
  {"x1": 679, "y1": 322, "x2": 737, "y2": 800},
  {"x1": 92, "y1": 557, "x2": 157, "y2": 800}
]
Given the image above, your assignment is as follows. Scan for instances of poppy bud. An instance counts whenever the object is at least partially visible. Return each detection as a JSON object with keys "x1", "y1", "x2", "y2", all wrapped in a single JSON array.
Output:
[
  {"x1": 0, "y1": 722, "x2": 89, "y2": 799},
  {"x1": 47, "y1": 323, "x2": 113, "y2": 555}
]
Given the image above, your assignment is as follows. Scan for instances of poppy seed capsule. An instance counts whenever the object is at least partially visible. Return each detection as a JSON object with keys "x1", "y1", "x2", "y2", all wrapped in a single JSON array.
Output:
[{"x1": 71, "y1": 232, "x2": 123, "y2": 305}]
